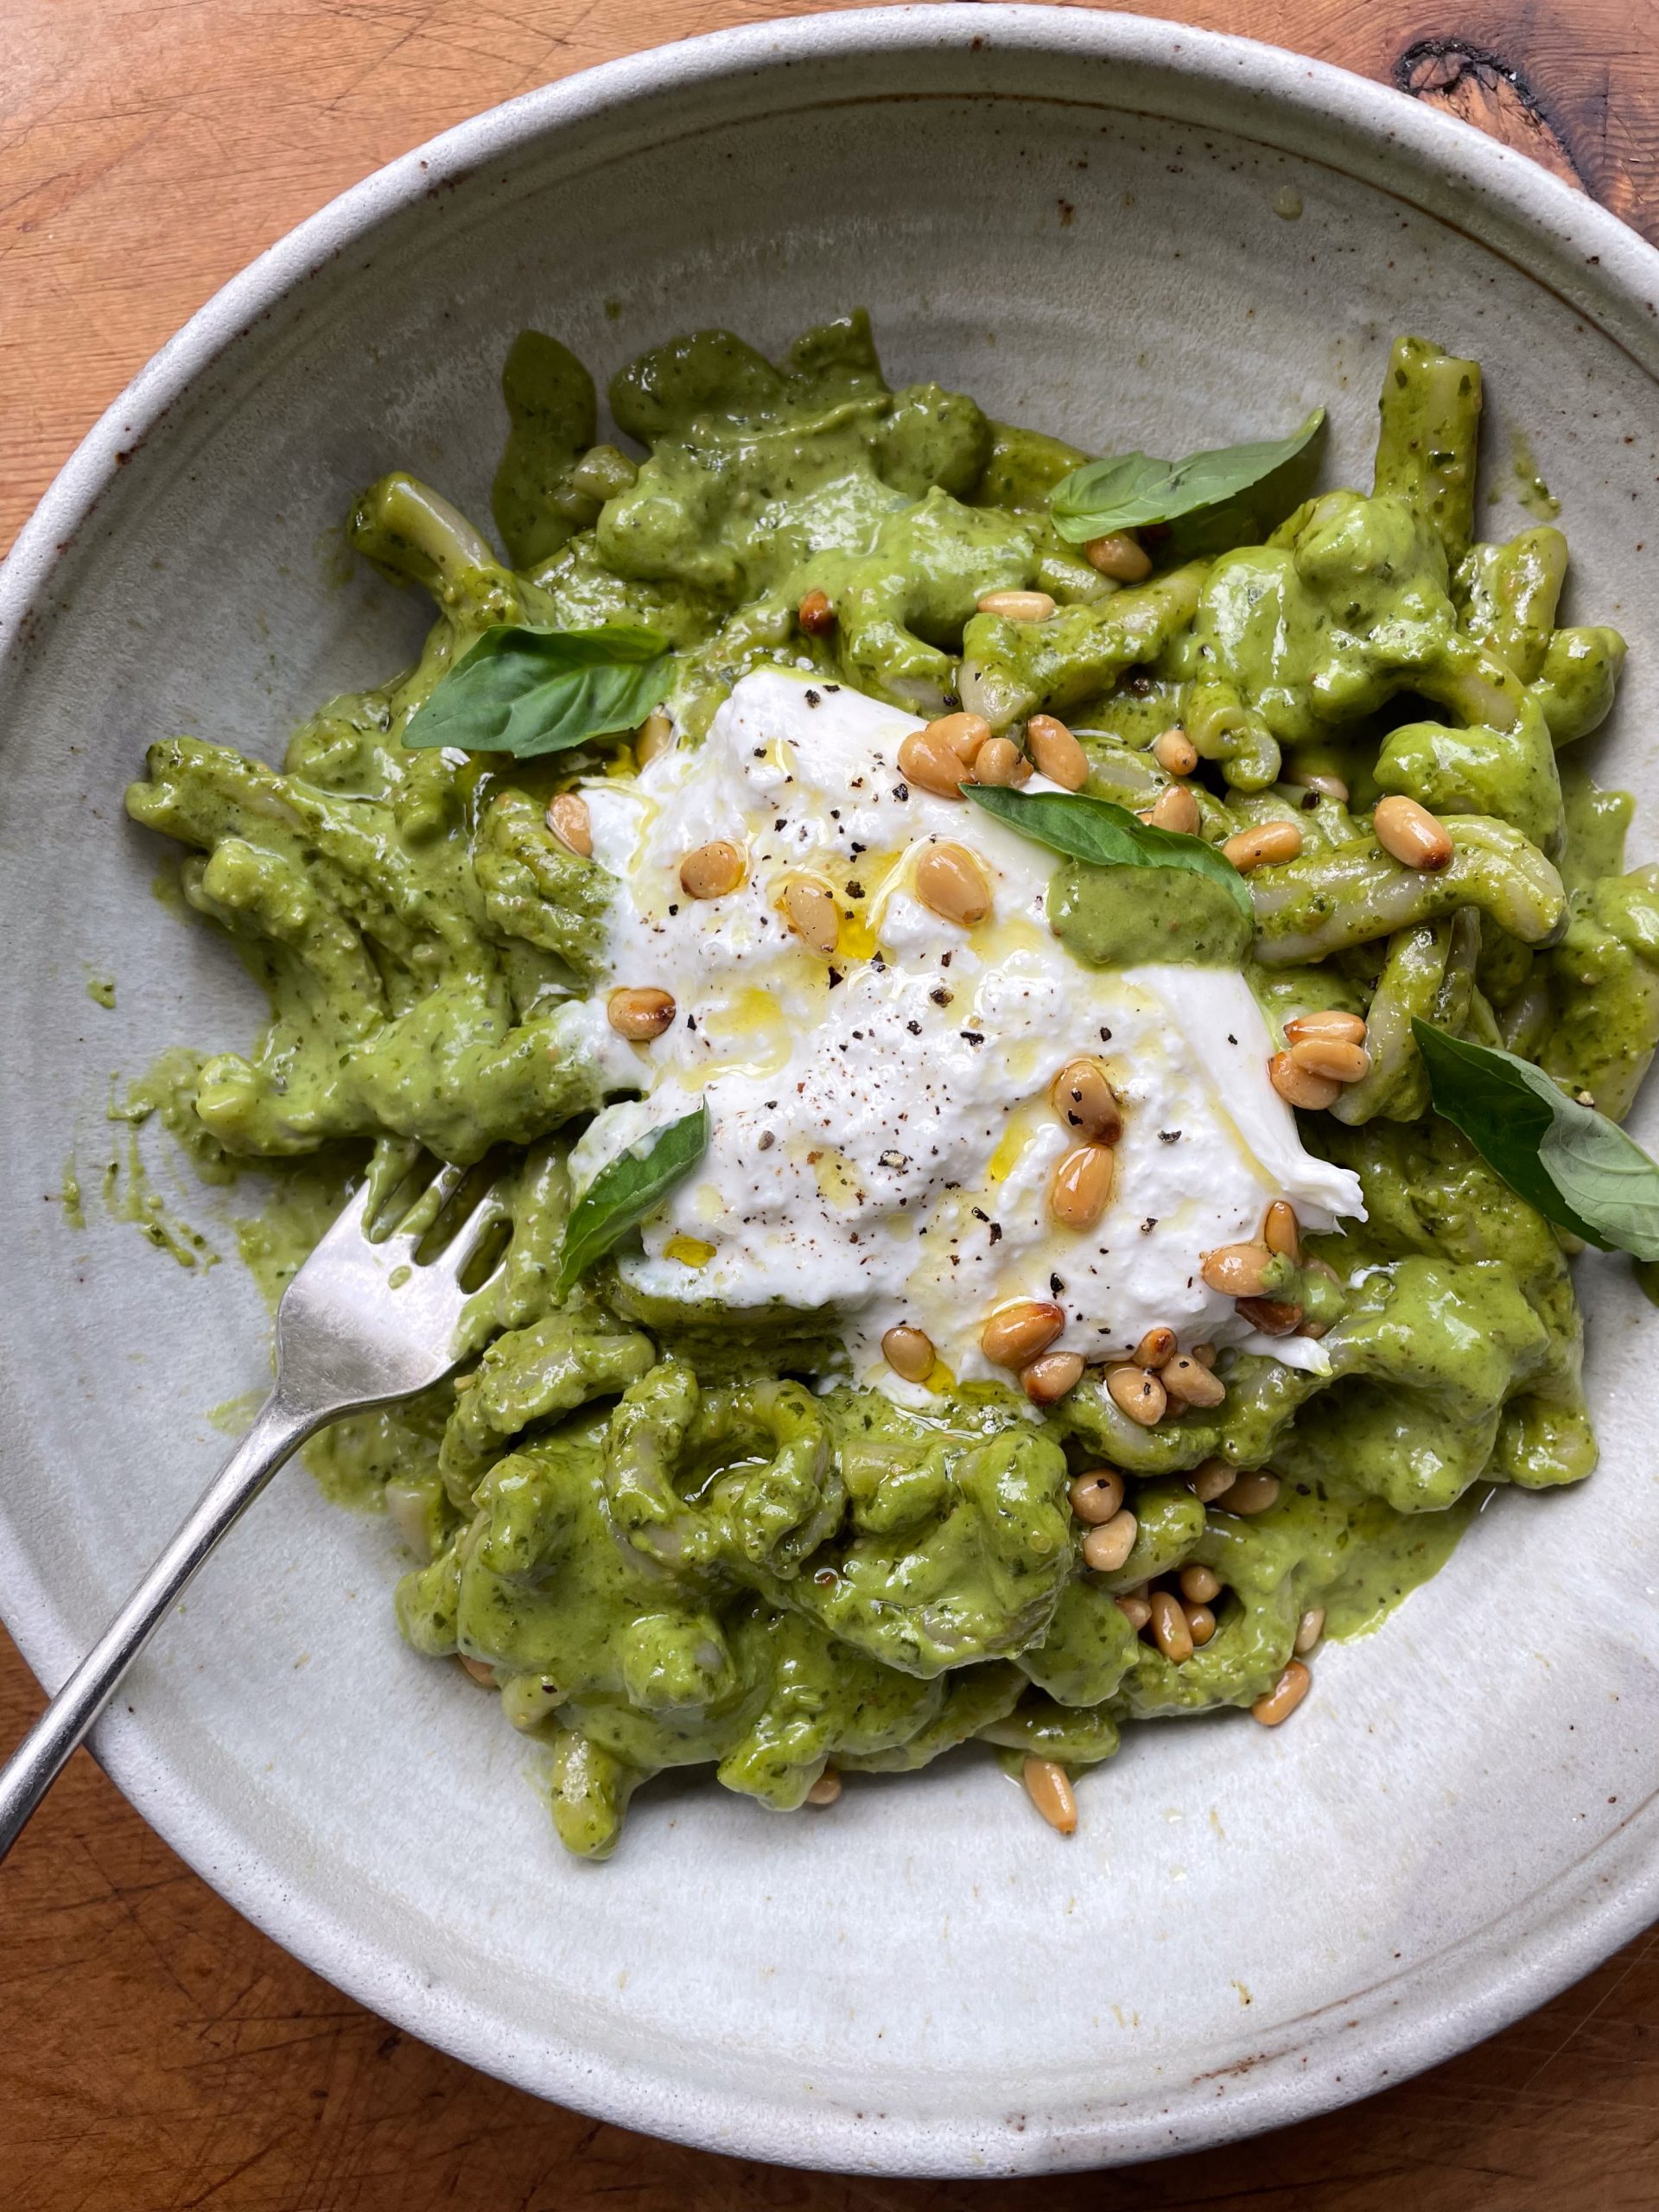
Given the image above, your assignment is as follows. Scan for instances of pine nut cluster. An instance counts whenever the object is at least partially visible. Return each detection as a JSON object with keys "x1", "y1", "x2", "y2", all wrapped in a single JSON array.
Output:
[
  {"x1": 1198, "y1": 1199, "x2": 1333, "y2": 1339},
  {"x1": 1098, "y1": 1324, "x2": 1225, "y2": 1432},
  {"x1": 1268, "y1": 1009, "x2": 1371, "y2": 1111},
  {"x1": 1111, "y1": 1560, "x2": 1229, "y2": 1662},
  {"x1": 1065, "y1": 1457, "x2": 1321, "y2": 1726},
  {"x1": 895, "y1": 704, "x2": 1090, "y2": 798}
]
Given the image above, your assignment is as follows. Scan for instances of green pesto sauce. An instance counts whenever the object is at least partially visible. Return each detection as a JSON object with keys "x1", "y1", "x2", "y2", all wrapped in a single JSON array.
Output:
[
  {"x1": 208, "y1": 1389, "x2": 266, "y2": 1435},
  {"x1": 99, "y1": 1122, "x2": 218, "y2": 1270},
  {"x1": 1511, "y1": 429, "x2": 1561, "y2": 521},
  {"x1": 232, "y1": 1152, "x2": 392, "y2": 1510},
  {"x1": 1049, "y1": 858, "x2": 1254, "y2": 968},
  {"x1": 231, "y1": 1155, "x2": 356, "y2": 1310},
  {"x1": 1312, "y1": 1486, "x2": 1477, "y2": 1638},
  {"x1": 118, "y1": 314, "x2": 1646, "y2": 1859}
]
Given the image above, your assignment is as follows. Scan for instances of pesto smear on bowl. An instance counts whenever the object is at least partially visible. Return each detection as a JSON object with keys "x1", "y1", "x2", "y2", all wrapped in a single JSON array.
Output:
[{"x1": 123, "y1": 314, "x2": 1655, "y2": 1856}]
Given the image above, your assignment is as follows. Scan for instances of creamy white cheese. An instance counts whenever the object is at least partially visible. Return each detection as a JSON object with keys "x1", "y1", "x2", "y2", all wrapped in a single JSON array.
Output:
[{"x1": 574, "y1": 670, "x2": 1363, "y2": 1399}]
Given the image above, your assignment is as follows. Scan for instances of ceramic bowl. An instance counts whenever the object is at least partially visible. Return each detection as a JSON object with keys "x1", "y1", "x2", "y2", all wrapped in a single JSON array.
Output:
[{"x1": 3, "y1": 6, "x2": 1658, "y2": 2177}]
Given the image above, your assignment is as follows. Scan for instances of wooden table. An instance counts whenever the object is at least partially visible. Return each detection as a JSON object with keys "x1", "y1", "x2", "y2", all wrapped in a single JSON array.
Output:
[{"x1": 3, "y1": 3, "x2": 1658, "y2": 2203}]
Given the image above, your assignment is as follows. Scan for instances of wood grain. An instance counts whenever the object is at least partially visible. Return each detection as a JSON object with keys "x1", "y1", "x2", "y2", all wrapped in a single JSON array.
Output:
[{"x1": 4, "y1": 3, "x2": 1659, "y2": 2205}]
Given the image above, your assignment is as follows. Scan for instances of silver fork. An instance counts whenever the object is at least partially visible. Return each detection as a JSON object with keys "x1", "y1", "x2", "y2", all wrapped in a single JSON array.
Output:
[{"x1": 0, "y1": 1162, "x2": 505, "y2": 1860}]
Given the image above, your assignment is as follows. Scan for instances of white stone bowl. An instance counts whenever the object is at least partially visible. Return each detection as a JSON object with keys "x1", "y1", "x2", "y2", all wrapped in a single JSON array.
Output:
[{"x1": 3, "y1": 6, "x2": 1658, "y2": 2177}]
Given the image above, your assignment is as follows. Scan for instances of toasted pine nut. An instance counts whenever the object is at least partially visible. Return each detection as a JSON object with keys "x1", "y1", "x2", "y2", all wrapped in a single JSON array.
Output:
[
  {"x1": 1375, "y1": 794, "x2": 1453, "y2": 870},
  {"x1": 636, "y1": 709, "x2": 674, "y2": 765},
  {"x1": 1236, "y1": 1295, "x2": 1305, "y2": 1336},
  {"x1": 1179, "y1": 1564, "x2": 1222, "y2": 1605},
  {"x1": 1084, "y1": 531, "x2": 1153, "y2": 582},
  {"x1": 969, "y1": 736, "x2": 1032, "y2": 787},
  {"x1": 1290, "y1": 1036, "x2": 1370, "y2": 1084},
  {"x1": 1069, "y1": 1470, "x2": 1125, "y2": 1523},
  {"x1": 607, "y1": 986, "x2": 676, "y2": 1039},
  {"x1": 1107, "y1": 1365, "x2": 1166, "y2": 1426},
  {"x1": 1199, "y1": 1241, "x2": 1274, "y2": 1297},
  {"x1": 1191, "y1": 1342, "x2": 1217, "y2": 1369},
  {"x1": 797, "y1": 587, "x2": 836, "y2": 637},
  {"x1": 1151, "y1": 1588, "x2": 1194, "y2": 1662},
  {"x1": 1222, "y1": 1471, "x2": 1281, "y2": 1516},
  {"x1": 1269, "y1": 1050, "x2": 1341, "y2": 1110},
  {"x1": 1049, "y1": 1057, "x2": 1122, "y2": 1144},
  {"x1": 1153, "y1": 725, "x2": 1198, "y2": 776},
  {"x1": 980, "y1": 1300, "x2": 1065, "y2": 1368},
  {"x1": 1022, "y1": 1755, "x2": 1077, "y2": 1833},
  {"x1": 781, "y1": 878, "x2": 840, "y2": 953},
  {"x1": 977, "y1": 588, "x2": 1056, "y2": 622},
  {"x1": 1161, "y1": 1354, "x2": 1225, "y2": 1408},
  {"x1": 1191, "y1": 1459, "x2": 1236, "y2": 1503},
  {"x1": 1133, "y1": 1325, "x2": 1178, "y2": 1369},
  {"x1": 881, "y1": 1325, "x2": 935, "y2": 1383},
  {"x1": 1283, "y1": 1009, "x2": 1368, "y2": 1047},
  {"x1": 545, "y1": 791, "x2": 593, "y2": 856},
  {"x1": 804, "y1": 1769, "x2": 842, "y2": 1804},
  {"x1": 1185, "y1": 1603, "x2": 1217, "y2": 1645},
  {"x1": 1023, "y1": 1350, "x2": 1084, "y2": 1405},
  {"x1": 1223, "y1": 819, "x2": 1303, "y2": 870},
  {"x1": 915, "y1": 842, "x2": 992, "y2": 927},
  {"x1": 1049, "y1": 1143, "x2": 1116, "y2": 1230},
  {"x1": 1082, "y1": 1509, "x2": 1138, "y2": 1573},
  {"x1": 1026, "y1": 713, "x2": 1090, "y2": 791},
  {"x1": 1116, "y1": 1594, "x2": 1153, "y2": 1630},
  {"x1": 459, "y1": 1655, "x2": 496, "y2": 1687},
  {"x1": 1294, "y1": 1606, "x2": 1326, "y2": 1656},
  {"x1": 1252, "y1": 1659, "x2": 1311, "y2": 1726},
  {"x1": 1262, "y1": 1198, "x2": 1301, "y2": 1258},
  {"x1": 679, "y1": 839, "x2": 745, "y2": 899},
  {"x1": 897, "y1": 726, "x2": 967, "y2": 799},
  {"x1": 1149, "y1": 783, "x2": 1200, "y2": 835},
  {"x1": 930, "y1": 710, "x2": 992, "y2": 765}
]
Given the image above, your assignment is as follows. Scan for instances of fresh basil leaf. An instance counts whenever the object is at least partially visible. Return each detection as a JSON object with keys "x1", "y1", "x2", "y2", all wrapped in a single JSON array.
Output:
[
  {"x1": 403, "y1": 624, "x2": 671, "y2": 756},
  {"x1": 963, "y1": 785, "x2": 1252, "y2": 919},
  {"x1": 554, "y1": 1103, "x2": 710, "y2": 1300},
  {"x1": 1050, "y1": 450, "x2": 1173, "y2": 537},
  {"x1": 1414, "y1": 1020, "x2": 1659, "y2": 1258},
  {"x1": 1049, "y1": 409, "x2": 1325, "y2": 546},
  {"x1": 1541, "y1": 1112, "x2": 1659, "y2": 1257}
]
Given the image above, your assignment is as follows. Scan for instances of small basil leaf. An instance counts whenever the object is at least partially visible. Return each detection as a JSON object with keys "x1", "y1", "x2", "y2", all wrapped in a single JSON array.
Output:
[
  {"x1": 964, "y1": 785, "x2": 1251, "y2": 919},
  {"x1": 1050, "y1": 450, "x2": 1173, "y2": 537},
  {"x1": 1049, "y1": 409, "x2": 1325, "y2": 545},
  {"x1": 554, "y1": 1103, "x2": 710, "y2": 1300},
  {"x1": 1540, "y1": 1112, "x2": 1659, "y2": 1258},
  {"x1": 403, "y1": 624, "x2": 671, "y2": 757},
  {"x1": 1414, "y1": 1020, "x2": 1659, "y2": 1258}
]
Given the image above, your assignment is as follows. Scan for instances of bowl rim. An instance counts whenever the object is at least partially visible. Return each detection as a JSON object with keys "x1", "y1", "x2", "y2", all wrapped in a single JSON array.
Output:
[{"x1": 3, "y1": 3, "x2": 1659, "y2": 2177}]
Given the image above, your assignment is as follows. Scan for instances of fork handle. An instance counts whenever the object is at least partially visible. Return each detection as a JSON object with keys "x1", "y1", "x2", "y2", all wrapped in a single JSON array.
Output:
[{"x1": 0, "y1": 1390, "x2": 324, "y2": 1862}]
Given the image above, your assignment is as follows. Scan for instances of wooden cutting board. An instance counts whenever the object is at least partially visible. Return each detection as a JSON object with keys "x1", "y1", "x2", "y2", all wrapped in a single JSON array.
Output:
[{"x1": 3, "y1": 4, "x2": 1657, "y2": 2205}]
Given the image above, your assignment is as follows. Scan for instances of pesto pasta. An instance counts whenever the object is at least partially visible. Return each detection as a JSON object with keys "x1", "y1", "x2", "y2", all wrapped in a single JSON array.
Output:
[{"x1": 124, "y1": 314, "x2": 1656, "y2": 1857}]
